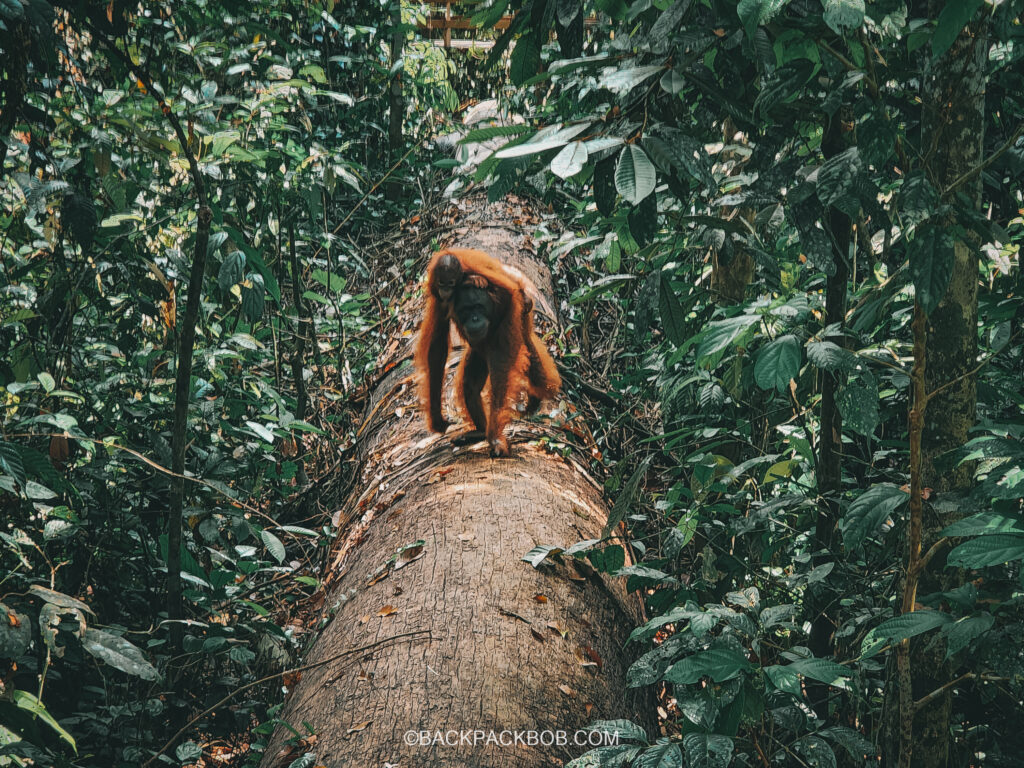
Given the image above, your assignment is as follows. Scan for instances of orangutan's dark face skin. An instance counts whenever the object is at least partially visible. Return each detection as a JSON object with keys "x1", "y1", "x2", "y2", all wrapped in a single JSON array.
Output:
[{"x1": 452, "y1": 285, "x2": 493, "y2": 345}]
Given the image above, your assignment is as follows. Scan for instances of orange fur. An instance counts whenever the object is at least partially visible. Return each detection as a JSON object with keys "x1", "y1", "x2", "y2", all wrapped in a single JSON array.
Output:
[{"x1": 415, "y1": 248, "x2": 561, "y2": 456}]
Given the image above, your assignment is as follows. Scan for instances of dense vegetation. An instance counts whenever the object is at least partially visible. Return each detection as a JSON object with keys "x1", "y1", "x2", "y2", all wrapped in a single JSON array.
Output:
[{"x1": 2, "y1": 1, "x2": 1023, "y2": 767}]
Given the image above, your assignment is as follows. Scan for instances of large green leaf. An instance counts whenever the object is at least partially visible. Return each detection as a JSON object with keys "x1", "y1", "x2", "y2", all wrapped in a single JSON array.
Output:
[
  {"x1": 13, "y1": 690, "x2": 77, "y2": 751},
  {"x1": 658, "y1": 276, "x2": 688, "y2": 346},
  {"x1": 861, "y1": 610, "x2": 952, "y2": 658},
  {"x1": 841, "y1": 483, "x2": 907, "y2": 548},
  {"x1": 218, "y1": 250, "x2": 246, "y2": 292},
  {"x1": 754, "y1": 335, "x2": 801, "y2": 392},
  {"x1": 932, "y1": 0, "x2": 984, "y2": 59},
  {"x1": 637, "y1": 739, "x2": 683, "y2": 768},
  {"x1": 550, "y1": 141, "x2": 588, "y2": 178},
  {"x1": 599, "y1": 65, "x2": 664, "y2": 95},
  {"x1": 82, "y1": 627, "x2": 159, "y2": 681},
  {"x1": 947, "y1": 534, "x2": 1024, "y2": 568},
  {"x1": 615, "y1": 145, "x2": 656, "y2": 205},
  {"x1": 683, "y1": 733, "x2": 733, "y2": 768},
  {"x1": 909, "y1": 224, "x2": 955, "y2": 316},
  {"x1": 695, "y1": 314, "x2": 760, "y2": 364},
  {"x1": 663, "y1": 646, "x2": 751, "y2": 684},
  {"x1": 737, "y1": 0, "x2": 791, "y2": 37},
  {"x1": 816, "y1": 147, "x2": 862, "y2": 209},
  {"x1": 806, "y1": 340, "x2": 855, "y2": 372},
  {"x1": 836, "y1": 382, "x2": 878, "y2": 436},
  {"x1": 509, "y1": 31, "x2": 541, "y2": 85},
  {"x1": 822, "y1": 0, "x2": 865, "y2": 34},
  {"x1": 942, "y1": 613, "x2": 994, "y2": 658}
]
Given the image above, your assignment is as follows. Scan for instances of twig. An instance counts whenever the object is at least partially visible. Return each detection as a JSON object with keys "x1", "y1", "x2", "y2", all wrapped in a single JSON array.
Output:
[
  {"x1": 943, "y1": 124, "x2": 1023, "y2": 199},
  {"x1": 141, "y1": 629, "x2": 430, "y2": 767}
]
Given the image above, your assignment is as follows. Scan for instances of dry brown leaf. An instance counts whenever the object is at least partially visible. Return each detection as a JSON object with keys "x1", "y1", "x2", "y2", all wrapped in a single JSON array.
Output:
[
  {"x1": 358, "y1": 614, "x2": 371, "y2": 624},
  {"x1": 547, "y1": 621, "x2": 568, "y2": 638},
  {"x1": 533, "y1": 594, "x2": 548, "y2": 603},
  {"x1": 558, "y1": 684, "x2": 575, "y2": 696},
  {"x1": 395, "y1": 544, "x2": 424, "y2": 570},
  {"x1": 377, "y1": 605, "x2": 398, "y2": 617},
  {"x1": 347, "y1": 721, "x2": 372, "y2": 735},
  {"x1": 530, "y1": 628, "x2": 545, "y2": 642}
]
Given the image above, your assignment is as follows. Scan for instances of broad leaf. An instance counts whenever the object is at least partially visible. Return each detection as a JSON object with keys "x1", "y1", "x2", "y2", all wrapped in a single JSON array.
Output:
[
  {"x1": 909, "y1": 224, "x2": 955, "y2": 316},
  {"x1": 842, "y1": 483, "x2": 907, "y2": 548},
  {"x1": 551, "y1": 141, "x2": 588, "y2": 178},
  {"x1": 947, "y1": 534, "x2": 1024, "y2": 568},
  {"x1": 754, "y1": 335, "x2": 801, "y2": 392},
  {"x1": 615, "y1": 145, "x2": 656, "y2": 205},
  {"x1": 861, "y1": 611, "x2": 952, "y2": 658},
  {"x1": 664, "y1": 646, "x2": 751, "y2": 684},
  {"x1": 822, "y1": 0, "x2": 865, "y2": 34},
  {"x1": 218, "y1": 250, "x2": 246, "y2": 292},
  {"x1": 82, "y1": 627, "x2": 159, "y2": 681},
  {"x1": 683, "y1": 732, "x2": 733, "y2": 768}
]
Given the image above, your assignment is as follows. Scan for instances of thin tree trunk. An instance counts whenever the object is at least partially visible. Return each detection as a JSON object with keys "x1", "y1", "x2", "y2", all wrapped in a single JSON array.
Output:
[
  {"x1": 808, "y1": 112, "x2": 850, "y2": 718},
  {"x1": 386, "y1": 0, "x2": 405, "y2": 201},
  {"x1": 261, "y1": 201, "x2": 655, "y2": 768},
  {"x1": 885, "y1": 16, "x2": 987, "y2": 768}
]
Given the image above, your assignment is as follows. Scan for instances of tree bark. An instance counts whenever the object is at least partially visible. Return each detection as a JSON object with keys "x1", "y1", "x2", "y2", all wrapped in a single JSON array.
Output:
[
  {"x1": 261, "y1": 200, "x2": 655, "y2": 768},
  {"x1": 888, "y1": 16, "x2": 987, "y2": 768},
  {"x1": 808, "y1": 111, "x2": 851, "y2": 719},
  {"x1": 386, "y1": 0, "x2": 404, "y2": 202}
]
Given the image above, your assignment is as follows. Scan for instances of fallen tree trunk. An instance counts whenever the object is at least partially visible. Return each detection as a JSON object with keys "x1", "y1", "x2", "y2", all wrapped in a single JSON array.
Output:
[{"x1": 262, "y1": 196, "x2": 655, "y2": 767}]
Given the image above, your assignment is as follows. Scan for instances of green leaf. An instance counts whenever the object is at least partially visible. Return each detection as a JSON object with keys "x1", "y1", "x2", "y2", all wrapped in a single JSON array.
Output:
[
  {"x1": 909, "y1": 224, "x2": 955, "y2": 316},
  {"x1": 841, "y1": 483, "x2": 907, "y2": 548},
  {"x1": 0, "y1": 603, "x2": 32, "y2": 659},
  {"x1": 551, "y1": 141, "x2": 588, "y2": 178},
  {"x1": 947, "y1": 534, "x2": 1024, "y2": 568},
  {"x1": 683, "y1": 732, "x2": 733, "y2": 768},
  {"x1": 664, "y1": 646, "x2": 751, "y2": 684},
  {"x1": 787, "y1": 657, "x2": 851, "y2": 689},
  {"x1": 586, "y1": 719, "x2": 649, "y2": 743},
  {"x1": 818, "y1": 726, "x2": 877, "y2": 760},
  {"x1": 218, "y1": 250, "x2": 246, "y2": 292},
  {"x1": 658, "y1": 276, "x2": 688, "y2": 347},
  {"x1": 737, "y1": 0, "x2": 790, "y2": 38},
  {"x1": 245, "y1": 420, "x2": 276, "y2": 443},
  {"x1": 594, "y1": 0, "x2": 628, "y2": 20},
  {"x1": 898, "y1": 172, "x2": 939, "y2": 226},
  {"x1": 82, "y1": 627, "x2": 159, "y2": 681},
  {"x1": 522, "y1": 544, "x2": 564, "y2": 567},
  {"x1": 932, "y1": 0, "x2": 984, "y2": 59},
  {"x1": 637, "y1": 739, "x2": 683, "y2": 768},
  {"x1": 806, "y1": 340, "x2": 855, "y2": 372},
  {"x1": 510, "y1": 32, "x2": 541, "y2": 85},
  {"x1": 941, "y1": 512, "x2": 1024, "y2": 538},
  {"x1": 458, "y1": 124, "x2": 531, "y2": 145},
  {"x1": 599, "y1": 65, "x2": 664, "y2": 95},
  {"x1": 695, "y1": 315, "x2": 760, "y2": 364},
  {"x1": 241, "y1": 274, "x2": 266, "y2": 322},
  {"x1": 754, "y1": 335, "x2": 801, "y2": 392},
  {"x1": 861, "y1": 611, "x2": 952, "y2": 658},
  {"x1": 837, "y1": 383, "x2": 878, "y2": 436},
  {"x1": 615, "y1": 145, "x2": 656, "y2": 205},
  {"x1": 13, "y1": 690, "x2": 77, "y2": 751},
  {"x1": 795, "y1": 735, "x2": 836, "y2": 768},
  {"x1": 0, "y1": 441, "x2": 26, "y2": 487},
  {"x1": 604, "y1": 458, "x2": 650, "y2": 537},
  {"x1": 942, "y1": 613, "x2": 994, "y2": 658},
  {"x1": 261, "y1": 530, "x2": 286, "y2": 563},
  {"x1": 816, "y1": 147, "x2": 862, "y2": 209},
  {"x1": 822, "y1": 0, "x2": 865, "y2": 34}
]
